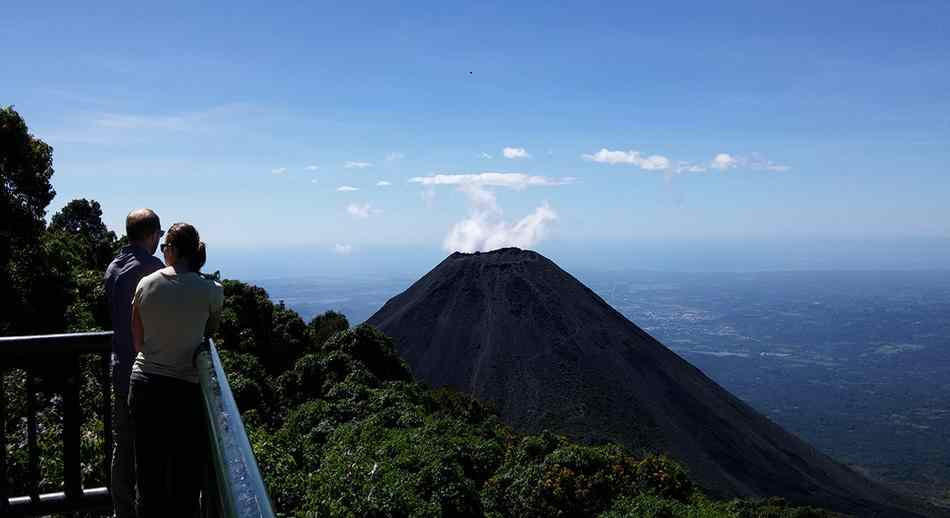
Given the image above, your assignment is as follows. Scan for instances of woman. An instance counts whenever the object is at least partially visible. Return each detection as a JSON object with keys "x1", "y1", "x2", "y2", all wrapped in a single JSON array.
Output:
[{"x1": 129, "y1": 222, "x2": 224, "y2": 517}]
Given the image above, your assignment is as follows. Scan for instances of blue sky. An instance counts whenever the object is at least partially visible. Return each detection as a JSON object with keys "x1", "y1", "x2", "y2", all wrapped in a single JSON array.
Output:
[{"x1": 3, "y1": 2, "x2": 949, "y2": 270}]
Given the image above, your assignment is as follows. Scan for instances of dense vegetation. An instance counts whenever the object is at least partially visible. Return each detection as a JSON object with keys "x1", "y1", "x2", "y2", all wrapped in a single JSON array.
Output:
[{"x1": 1, "y1": 106, "x2": 842, "y2": 516}]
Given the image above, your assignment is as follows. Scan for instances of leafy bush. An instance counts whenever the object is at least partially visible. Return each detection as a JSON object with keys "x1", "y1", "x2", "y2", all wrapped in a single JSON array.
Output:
[{"x1": 483, "y1": 432, "x2": 641, "y2": 518}]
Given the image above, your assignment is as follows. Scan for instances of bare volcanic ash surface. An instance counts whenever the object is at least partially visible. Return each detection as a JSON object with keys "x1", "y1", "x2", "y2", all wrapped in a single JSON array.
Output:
[{"x1": 367, "y1": 247, "x2": 934, "y2": 517}]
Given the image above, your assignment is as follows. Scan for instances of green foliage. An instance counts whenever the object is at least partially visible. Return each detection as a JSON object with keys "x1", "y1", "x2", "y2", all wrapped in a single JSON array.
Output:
[
  {"x1": 483, "y1": 432, "x2": 643, "y2": 518},
  {"x1": 204, "y1": 295, "x2": 843, "y2": 518},
  {"x1": 48, "y1": 198, "x2": 118, "y2": 271},
  {"x1": 217, "y1": 349, "x2": 275, "y2": 417},
  {"x1": 599, "y1": 494, "x2": 844, "y2": 518},
  {"x1": 310, "y1": 309, "x2": 349, "y2": 348},
  {"x1": 0, "y1": 106, "x2": 57, "y2": 335},
  {"x1": 215, "y1": 281, "x2": 314, "y2": 373},
  {"x1": 634, "y1": 454, "x2": 695, "y2": 501}
]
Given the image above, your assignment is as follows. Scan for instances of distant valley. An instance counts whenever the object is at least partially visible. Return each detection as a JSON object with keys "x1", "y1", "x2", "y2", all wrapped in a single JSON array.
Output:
[{"x1": 254, "y1": 268, "x2": 950, "y2": 509}]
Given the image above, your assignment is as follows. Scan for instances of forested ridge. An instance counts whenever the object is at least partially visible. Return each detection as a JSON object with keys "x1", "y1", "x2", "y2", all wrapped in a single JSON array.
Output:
[{"x1": 1, "y1": 106, "x2": 841, "y2": 517}]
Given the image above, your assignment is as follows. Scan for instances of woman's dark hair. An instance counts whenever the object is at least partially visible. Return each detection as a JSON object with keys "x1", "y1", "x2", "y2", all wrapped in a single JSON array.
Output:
[{"x1": 165, "y1": 223, "x2": 207, "y2": 272}]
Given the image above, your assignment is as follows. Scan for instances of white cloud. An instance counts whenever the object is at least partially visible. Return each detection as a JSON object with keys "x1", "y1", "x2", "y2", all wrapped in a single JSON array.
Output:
[
  {"x1": 443, "y1": 194, "x2": 557, "y2": 253},
  {"x1": 582, "y1": 149, "x2": 671, "y2": 170},
  {"x1": 385, "y1": 152, "x2": 405, "y2": 161},
  {"x1": 710, "y1": 153, "x2": 738, "y2": 170},
  {"x1": 413, "y1": 172, "x2": 566, "y2": 253},
  {"x1": 345, "y1": 161, "x2": 372, "y2": 169},
  {"x1": 333, "y1": 244, "x2": 353, "y2": 255},
  {"x1": 376, "y1": 180, "x2": 392, "y2": 187},
  {"x1": 709, "y1": 153, "x2": 790, "y2": 172},
  {"x1": 676, "y1": 162, "x2": 707, "y2": 174},
  {"x1": 478, "y1": 152, "x2": 493, "y2": 159},
  {"x1": 337, "y1": 185, "x2": 359, "y2": 192},
  {"x1": 585, "y1": 148, "x2": 790, "y2": 178},
  {"x1": 502, "y1": 147, "x2": 531, "y2": 159},
  {"x1": 409, "y1": 172, "x2": 574, "y2": 189},
  {"x1": 271, "y1": 167, "x2": 287, "y2": 175},
  {"x1": 304, "y1": 165, "x2": 319, "y2": 171},
  {"x1": 311, "y1": 179, "x2": 319, "y2": 184},
  {"x1": 346, "y1": 202, "x2": 373, "y2": 219}
]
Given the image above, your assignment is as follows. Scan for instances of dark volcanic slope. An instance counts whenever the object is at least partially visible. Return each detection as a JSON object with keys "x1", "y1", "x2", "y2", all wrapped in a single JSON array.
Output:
[{"x1": 368, "y1": 248, "x2": 935, "y2": 517}]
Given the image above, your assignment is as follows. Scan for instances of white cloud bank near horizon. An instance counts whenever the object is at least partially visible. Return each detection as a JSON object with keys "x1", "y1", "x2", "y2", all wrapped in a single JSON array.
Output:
[{"x1": 410, "y1": 172, "x2": 569, "y2": 253}]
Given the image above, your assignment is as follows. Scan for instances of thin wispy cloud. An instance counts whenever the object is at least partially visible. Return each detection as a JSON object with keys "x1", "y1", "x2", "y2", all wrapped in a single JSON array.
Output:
[
  {"x1": 346, "y1": 202, "x2": 373, "y2": 219},
  {"x1": 333, "y1": 244, "x2": 353, "y2": 255},
  {"x1": 410, "y1": 172, "x2": 575, "y2": 189},
  {"x1": 584, "y1": 148, "x2": 791, "y2": 178},
  {"x1": 91, "y1": 103, "x2": 256, "y2": 133},
  {"x1": 502, "y1": 147, "x2": 531, "y2": 159},
  {"x1": 709, "y1": 153, "x2": 790, "y2": 172},
  {"x1": 337, "y1": 185, "x2": 359, "y2": 192},
  {"x1": 271, "y1": 167, "x2": 287, "y2": 175},
  {"x1": 710, "y1": 153, "x2": 737, "y2": 170},
  {"x1": 304, "y1": 165, "x2": 319, "y2": 171},
  {"x1": 385, "y1": 152, "x2": 405, "y2": 162},
  {"x1": 582, "y1": 149, "x2": 671, "y2": 170},
  {"x1": 47, "y1": 103, "x2": 264, "y2": 145},
  {"x1": 478, "y1": 152, "x2": 493, "y2": 159},
  {"x1": 376, "y1": 180, "x2": 392, "y2": 187},
  {"x1": 345, "y1": 161, "x2": 372, "y2": 169}
]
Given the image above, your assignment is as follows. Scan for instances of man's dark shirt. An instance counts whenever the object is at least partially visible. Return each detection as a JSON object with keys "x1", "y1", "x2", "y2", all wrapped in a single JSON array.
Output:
[{"x1": 104, "y1": 245, "x2": 164, "y2": 394}]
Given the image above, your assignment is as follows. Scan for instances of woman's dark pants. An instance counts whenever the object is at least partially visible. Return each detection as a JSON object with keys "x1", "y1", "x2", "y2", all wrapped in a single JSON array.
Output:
[{"x1": 129, "y1": 373, "x2": 205, "y2": 518}]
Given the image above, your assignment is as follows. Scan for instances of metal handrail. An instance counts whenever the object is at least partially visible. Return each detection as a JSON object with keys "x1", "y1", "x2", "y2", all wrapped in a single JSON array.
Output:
[
  {"x1": 196, "y1": 339, "x2": 276, "y2": 518},
  {"x1": 1, "y1": 333, "x2": 275, "y2": 518}
]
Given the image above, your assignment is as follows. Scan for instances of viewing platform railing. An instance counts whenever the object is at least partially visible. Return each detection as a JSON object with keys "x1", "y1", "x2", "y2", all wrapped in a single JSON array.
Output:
[{"x1": 0, "y1": 332, "x2": 275, "y2": 518}]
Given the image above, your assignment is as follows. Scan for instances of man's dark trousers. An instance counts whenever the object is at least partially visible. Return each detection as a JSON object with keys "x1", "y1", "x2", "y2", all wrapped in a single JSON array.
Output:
[{"x1": 111, "y1": 367, "x2": 135, "y2": 518}]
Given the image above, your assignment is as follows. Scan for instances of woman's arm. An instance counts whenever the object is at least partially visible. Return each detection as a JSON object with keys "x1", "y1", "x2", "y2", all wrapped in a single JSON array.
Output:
[
  {"x1": 204, "y1": 281, "x2": 225, "y2": 337},
  {"x1": 131, "y1": 302, "x2": 144, "y2": 354},
  {"x1": 205, "y1": 310, "x2": 221, "y2": 336}
]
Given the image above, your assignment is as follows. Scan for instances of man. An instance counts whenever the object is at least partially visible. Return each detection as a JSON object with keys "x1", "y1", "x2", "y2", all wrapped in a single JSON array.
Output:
[{"x1": 104, "y1": 208, "x2": 165, "y2": 518}]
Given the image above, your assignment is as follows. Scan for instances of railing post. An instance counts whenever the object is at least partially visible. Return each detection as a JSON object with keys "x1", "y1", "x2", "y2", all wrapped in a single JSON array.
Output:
[
  {"x1": 101, "y1": 351, "x2": 112, "y2": 490},
  {"x1": 0, "y1": 373, "x2": 8, "y2": 515},
  {"x1": 26, "y1": 372, "x2": 40, "y2": 503},
  {"x1": 62, "y1": 354, "x2": 82, "y2": 503}
]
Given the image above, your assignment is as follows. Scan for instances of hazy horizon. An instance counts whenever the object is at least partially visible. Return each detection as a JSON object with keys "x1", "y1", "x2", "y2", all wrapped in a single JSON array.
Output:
[{"x1": 204, "y1": 238, "x2": 950, "y2": 282}]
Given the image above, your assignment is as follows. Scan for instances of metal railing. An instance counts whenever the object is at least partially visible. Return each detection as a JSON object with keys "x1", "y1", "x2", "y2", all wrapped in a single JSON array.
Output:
[
  {"x1": 196, "y1": 339, "x2": 275, "y2": 518},
  {"x1": 0, "y1": 332, "x2": 275, "y2": 518},
  {"x1": 0, "y1": 332, "x2": 113, "y2": 516}
]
